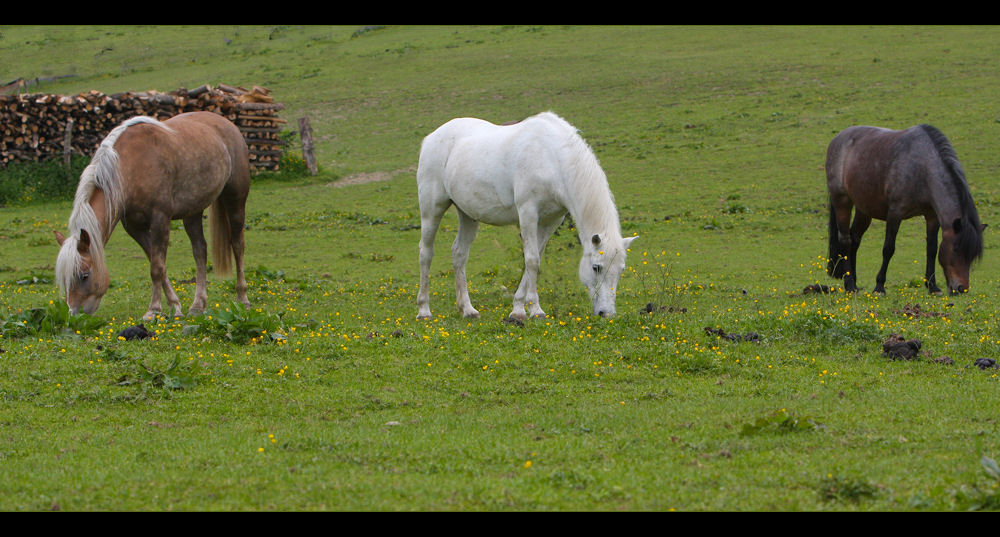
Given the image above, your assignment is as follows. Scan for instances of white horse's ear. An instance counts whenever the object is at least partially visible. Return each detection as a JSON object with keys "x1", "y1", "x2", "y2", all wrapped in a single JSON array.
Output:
[
  {"x1": 623, "y1": 235, "x2": 638, "y2": 248},
  {"x1": 54, "y1": 230, "x2": 66, "y2": 246}
]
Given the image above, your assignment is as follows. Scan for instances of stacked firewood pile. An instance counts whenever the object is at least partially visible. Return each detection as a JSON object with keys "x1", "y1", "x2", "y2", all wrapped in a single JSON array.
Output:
[{"x1": 0, "y1": 84, "x2": 286, "y2": 170}]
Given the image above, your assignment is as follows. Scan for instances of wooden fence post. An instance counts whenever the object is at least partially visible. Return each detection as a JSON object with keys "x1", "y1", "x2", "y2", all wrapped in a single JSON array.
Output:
[
  {"x1": 297, "y1": 117, "x2": 318, "y2": 175},
  {"x1": 62, "y1": 118, "x2": 74, "y2": 176}
]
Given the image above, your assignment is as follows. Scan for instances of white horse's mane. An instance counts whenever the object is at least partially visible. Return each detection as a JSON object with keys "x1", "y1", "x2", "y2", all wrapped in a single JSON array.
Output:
[
  {"x1": 531, "y1": 112, "x2": 622, "y2": 241},
  {"x1": 56, "y1": 116, "x2": 172, "y2": 294}
]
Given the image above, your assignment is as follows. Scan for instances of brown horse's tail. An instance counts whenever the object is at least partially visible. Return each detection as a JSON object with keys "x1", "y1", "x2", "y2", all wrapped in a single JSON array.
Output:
[
  {"x1": 210, "y1": 197, "x2": 234, "y2": 276},
  {"x1": 827, "y1": 201, "x2": 848, "y2": 278}
]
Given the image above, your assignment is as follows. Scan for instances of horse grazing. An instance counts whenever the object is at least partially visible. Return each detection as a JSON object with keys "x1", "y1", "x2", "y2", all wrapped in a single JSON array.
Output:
[
  {"x1": 826, "y1": 124, "x2": 984, "y2": 295},
  {"x1": 55, "y1": 111, "x2": 251, "y2": 320},
  {"x1": 415, "y1": 111, "x2": 637, "y2": 320}
]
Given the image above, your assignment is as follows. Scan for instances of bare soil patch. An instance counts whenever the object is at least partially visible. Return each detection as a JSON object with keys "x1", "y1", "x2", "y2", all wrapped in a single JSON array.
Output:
[{"x1": 328, "y1": 166, "x2": 415, "y2": 188}]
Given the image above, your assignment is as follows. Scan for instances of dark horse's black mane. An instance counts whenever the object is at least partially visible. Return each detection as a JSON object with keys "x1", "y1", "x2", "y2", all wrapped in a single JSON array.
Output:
[{"x1": 918, "y1": 124, "x2": 984, "y2": 262}]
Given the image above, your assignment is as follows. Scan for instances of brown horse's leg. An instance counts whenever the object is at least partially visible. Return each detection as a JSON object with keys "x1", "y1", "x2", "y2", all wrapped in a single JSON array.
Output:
[
  {"x1": 147, "y1": 212, "x2": 182, "y2": 320},
  {"x1": 924, "y1": 217, "x2": 942, "y2": 294},
  {"x1": 220, "y1": 189, "x2": 250, "y2": 308},
  {"x1": 873, "y1": 218, "x2": 900, "y2": 294},
  {"x1": 183, "y1": 213, "x2": 209, "y2": 314},
  {"x1": 846, "y1": 212, "x2": 871, "y2": 292}
]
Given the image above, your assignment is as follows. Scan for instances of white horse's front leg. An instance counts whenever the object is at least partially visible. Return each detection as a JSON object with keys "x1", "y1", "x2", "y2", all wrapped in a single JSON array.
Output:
[
  {"x1": 452, "y1": 210, "x2": 480, "y2": 318},
  {"x1": 511, "y1": 212, "x2": 545, "y2": 320}
]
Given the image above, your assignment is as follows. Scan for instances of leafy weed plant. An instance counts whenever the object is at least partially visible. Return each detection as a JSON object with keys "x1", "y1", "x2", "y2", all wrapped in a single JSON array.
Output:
[
  {"x1": 740, "y1": 408, "x2": 825, "y2": 437},
  {"x1": 0, "y1": 300, "x2": 105, "y2": 338},
  {"x1": 817, "y1": 474, "x2": 880, "y2": 503},
  {"x1": 182, "y1": 301, "x2": 287, "y2": 344},
  {"x1": 953, "y1": 456, "x2": 1000, "y2": 511}
]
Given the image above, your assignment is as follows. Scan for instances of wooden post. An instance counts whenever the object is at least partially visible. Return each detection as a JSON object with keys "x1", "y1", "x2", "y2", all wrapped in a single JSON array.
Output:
[
  {"x1": 62, "y1": 118, "x2": 74, "y2": 174},
  {"x1": 297, "y1": 117, "x2": 318, "y2": 175}
]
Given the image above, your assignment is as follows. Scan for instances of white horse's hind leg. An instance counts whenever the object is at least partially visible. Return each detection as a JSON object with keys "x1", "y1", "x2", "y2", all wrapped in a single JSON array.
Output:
[
  {"x1": 416, "y1": 188, "x2": 451, "y2": 320},
  {"x1": 452, "y1": 209, "x2": 480, "y2": 318}
]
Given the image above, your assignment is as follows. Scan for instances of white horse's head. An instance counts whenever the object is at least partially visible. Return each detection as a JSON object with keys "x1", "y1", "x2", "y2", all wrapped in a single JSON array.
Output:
[{"x1": 579, "y1": 233, "x2": 637, "y2": 318}]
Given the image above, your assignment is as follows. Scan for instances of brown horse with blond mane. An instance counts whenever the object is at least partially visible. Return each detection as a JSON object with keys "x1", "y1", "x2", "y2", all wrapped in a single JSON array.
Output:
[{"x1": 55, "y1": 111, "x2": 251, "y2": 320}]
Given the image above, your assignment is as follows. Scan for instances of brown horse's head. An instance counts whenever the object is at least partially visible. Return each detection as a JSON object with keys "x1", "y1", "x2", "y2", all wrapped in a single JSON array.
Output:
[
  {"x1": 939, "y1": 218, "x2": 986, "y2": 295},
  {"x1": 55, "y1": 229, "x2": 110, "y2": 315}
]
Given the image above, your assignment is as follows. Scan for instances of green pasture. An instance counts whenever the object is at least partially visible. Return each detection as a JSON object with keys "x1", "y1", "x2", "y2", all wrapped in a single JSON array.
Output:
[{"x1": 1, "y1": 25, "x2": 1000, "y2": 511}]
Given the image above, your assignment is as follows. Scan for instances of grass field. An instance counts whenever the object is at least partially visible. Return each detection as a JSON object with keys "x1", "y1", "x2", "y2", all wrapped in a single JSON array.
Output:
[{"x1": 2, "y1": 25, "x2": 1000, "y2": 511}]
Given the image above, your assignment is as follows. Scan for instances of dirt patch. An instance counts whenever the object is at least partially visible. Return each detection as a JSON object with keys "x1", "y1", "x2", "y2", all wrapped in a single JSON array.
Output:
[
  {"x1": 327, "y1": 166, "x2": 415, "y2": 188},
  {"x1": 643, "y1": 302, "x2": 687, "y2": 314},
  {"x1": 118, "y1": 324, "x2": 153, "y2": 341},
  {"x1": 802, "y1": 284, "x2": 835, "y2": 295},
  {"x1": 974, "y1": 358, "x2": 998, "y2": 370},
  {"x1": 894, "y1": 303, "x2": 949, "y2": 319},
  {"x1": 882, "y1": 334, "x2": 921, "y2": 360},
  {"x1": 704, "y1": 326, "x2": 760, "y2": 343}
]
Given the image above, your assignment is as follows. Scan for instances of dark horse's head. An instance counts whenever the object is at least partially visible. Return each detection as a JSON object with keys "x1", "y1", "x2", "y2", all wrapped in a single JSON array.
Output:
[
  {"x1": 939, "y1": 215, "x2": 985, "y2": 294},
  {"x1": 922, "y1": 125, "x2": 986, "y2": 295}
]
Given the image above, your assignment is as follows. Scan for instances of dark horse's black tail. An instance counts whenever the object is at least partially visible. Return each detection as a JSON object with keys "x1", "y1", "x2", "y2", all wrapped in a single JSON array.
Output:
[{"x1": 827, "y1": 201, "x2": 848, "y2": 277}]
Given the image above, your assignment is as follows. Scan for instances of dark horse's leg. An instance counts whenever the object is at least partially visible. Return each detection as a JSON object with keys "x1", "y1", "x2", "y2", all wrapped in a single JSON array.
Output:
[
  {"x1": 924, "y1": 217, "x2": 942, "y2": 294},
  {"x1": 843, "y1": 212, "x2": 871, "y2": 292},
  {"x1": 828, "y1": 202, "x2": 851, "y2": 278},
  {"x1": 873, "y1": 218, "x2": 900, "y2": 294},
  {"x1": 848, "y1": 213, "x2": 873, "y2": 292},
  {"x1": 830, "y1": 201, "x2": 860, "y2": 290}
]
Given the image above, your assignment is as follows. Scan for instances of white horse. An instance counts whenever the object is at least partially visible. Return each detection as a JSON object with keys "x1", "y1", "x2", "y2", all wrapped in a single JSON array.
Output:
[{"x1": 416, "y1": 111, "x2": 637, "y2": 320}]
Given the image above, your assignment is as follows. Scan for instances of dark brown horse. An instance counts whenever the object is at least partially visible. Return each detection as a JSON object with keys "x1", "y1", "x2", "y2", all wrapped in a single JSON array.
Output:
[
  {"x1": 826, "y1": 124, "x2": 984, "y2": 295},
  {"x1": 55, "y1": 111, "x2": 251, "y2": 320}
]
